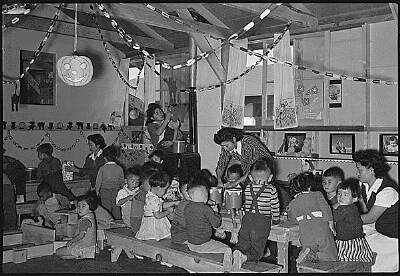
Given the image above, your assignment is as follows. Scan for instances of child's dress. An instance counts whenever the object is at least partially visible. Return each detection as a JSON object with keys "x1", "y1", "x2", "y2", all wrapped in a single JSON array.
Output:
[
  {"x1": 69, "y1": 212, "x2": 97, "y2": 259},
  {"x1": 287, "y1": 191, "x2": 337, "y2": 261},
  {"x1": 333, "y1": 204, "x2": 374, "y2": 262},
  {"x1": 135, "y1": 191, "x2": 171, "y2": 241}
]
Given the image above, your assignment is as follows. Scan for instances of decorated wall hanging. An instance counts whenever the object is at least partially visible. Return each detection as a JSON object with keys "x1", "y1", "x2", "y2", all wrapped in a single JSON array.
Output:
[{"x1": 57, "y1": 4, "x2": 93, "y2": 86}]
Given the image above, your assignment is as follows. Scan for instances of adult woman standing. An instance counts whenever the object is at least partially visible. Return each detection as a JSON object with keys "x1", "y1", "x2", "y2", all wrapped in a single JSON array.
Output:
[
  {"x1": 65, "y1": 134, "x2": 107, "y2": 189},
  {"x1": 353, "y1": 149, "x2": 398, "y2": 272},
  {"x1": 214, "y1": 127, "x2": 273, "y2": 187},
  {"x1": 144, "y1": 103, "x2": 183, "y2": 149}
]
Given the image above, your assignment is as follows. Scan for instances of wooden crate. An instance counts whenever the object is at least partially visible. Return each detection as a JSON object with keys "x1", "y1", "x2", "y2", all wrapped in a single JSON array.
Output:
[
  {"x1": 54, "y1": 210, "x2": 78, "y2": 225},
  {"x1": 21, "y1": 224, "x2": 55, "y2": 245}
]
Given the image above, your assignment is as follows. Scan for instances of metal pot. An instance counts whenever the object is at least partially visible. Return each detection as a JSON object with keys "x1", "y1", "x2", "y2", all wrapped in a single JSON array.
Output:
[
  {"x1": 224, "y1": 188, "x2": 243, "y2": 209},
  {"x1": 171, "y1": 141, "x2": 187, "y2": 153},
  {"x1": 25, "y1": 167, "x2": 37, "y2": 182},
  {"x1": 209, "y1": 187, "x2": 223, "y2": 204}
]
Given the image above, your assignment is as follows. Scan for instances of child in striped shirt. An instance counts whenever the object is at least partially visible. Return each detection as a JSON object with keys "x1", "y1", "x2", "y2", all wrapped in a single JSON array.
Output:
[{"x1": 232, "y1": 157, "x2": 280, "y2": 270}]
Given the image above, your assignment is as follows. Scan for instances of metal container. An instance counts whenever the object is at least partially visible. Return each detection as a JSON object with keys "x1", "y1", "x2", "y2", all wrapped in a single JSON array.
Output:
[
  {"x1": 209, "y1": 187, "x2": 223, "y2": 204},
  {"x1": 224, "y1": 188, "x2": 243, "y2": 209},
  {"x1": 25, "y1": 167, "x2": 37, "y2": 183},
  {"x1": 171, "y1": 141, "x2": 187, "y2": 153}
]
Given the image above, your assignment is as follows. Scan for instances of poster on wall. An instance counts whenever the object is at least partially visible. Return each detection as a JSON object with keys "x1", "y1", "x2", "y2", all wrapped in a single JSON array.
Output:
[
  {"x1": 328, "y1": 79, "x2": 342, "y2": 108},
  {"x1": 20, "y1": 50, "x2": 56, "y2": 105},
  {"x1": 379, "y1": 134, "x2": 398, "y2": 156},
  {"x1": 295, "y1": 78, "x2": 324, "y2": 120},
  {"x1": 330, "y1": 133, "x2": 355, "y2": 155}
]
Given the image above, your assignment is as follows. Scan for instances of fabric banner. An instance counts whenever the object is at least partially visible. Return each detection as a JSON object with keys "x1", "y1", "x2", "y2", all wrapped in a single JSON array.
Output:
[
  {"x1": 222, "y1": 38, "x2": 248, "y2": 128},
  {"x1": 273, "y1": 31, "x2": 297, "y2": 129},
  {"x1": 143, "y1": 56, "x2": 156, "y2": 111}
]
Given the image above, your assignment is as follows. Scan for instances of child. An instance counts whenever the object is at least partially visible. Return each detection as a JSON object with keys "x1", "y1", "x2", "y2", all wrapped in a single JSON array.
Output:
[
  {"x1": 56, "y1": 193, "x2": 97, "y2": 259},
  {"x1": 224, "y1": 164, "x2": 244, "y2": 189},
  {"x1": 95, "y1": 146, "x2": 124, "y2": 219},
  {"x1": 322, "y1": 167, "x2": 345, "y2": 209},
  {"x1": 201, "y1": 169, "x2": 218, "y2": 188},
  {"x1": 184, "y1": 184, "x2": 233, "y2": 272},
  {"x1": 170, "y1": 182, "x2": 191, "y2": 244},
  {"x1": 333, "y1": 178, "x2": 374, "y2": 262},
  {"x1": 130, "y1": 166, "x2": 159, "y2": 234},
  {"x1": 116, "y1": 166, "x2": 141, "y2": 227},
  {"x1": 135, "y1": 170, "x2": 179, "y2": 241},
  {"x1": 86, "y1": 191, "x2": 113, "y2": 228},
  {"x1": 35, "y1": 181, "x2": 71, "y2": 227},
  {"x1": 287, "y1": 172, "x2": 337, "y2": 263},
  {"x1": 232, "y1": 157, "x2": 280, "y2": 270},
  {"x1": 36, "y1": 143, "x2": 75, "y2": 201}
]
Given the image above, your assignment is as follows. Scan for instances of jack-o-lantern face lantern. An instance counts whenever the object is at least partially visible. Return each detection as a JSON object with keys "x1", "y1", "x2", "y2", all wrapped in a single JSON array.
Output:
[{"x1": 57, "y1": 55, "x2": 93, "y2": 86}]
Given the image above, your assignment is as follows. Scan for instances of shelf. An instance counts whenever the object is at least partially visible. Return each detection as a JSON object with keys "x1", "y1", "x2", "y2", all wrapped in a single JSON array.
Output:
[{"x1": 274, "y1": 155, "x2": 398, "y2": 165}]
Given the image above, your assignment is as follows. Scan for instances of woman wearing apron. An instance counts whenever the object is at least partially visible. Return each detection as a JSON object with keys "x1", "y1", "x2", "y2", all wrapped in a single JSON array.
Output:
[{"x1": 353, "y1": 149, "x2": 398, "y2": 272}]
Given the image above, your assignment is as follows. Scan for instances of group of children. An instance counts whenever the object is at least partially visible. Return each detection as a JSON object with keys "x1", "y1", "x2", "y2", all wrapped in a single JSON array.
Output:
[{"x1": 32, "y1": 142, "x2": 375, "y2": 268}]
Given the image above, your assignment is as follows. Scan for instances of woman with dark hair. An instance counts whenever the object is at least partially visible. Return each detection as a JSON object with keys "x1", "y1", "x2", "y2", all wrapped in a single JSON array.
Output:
[
  {"x1": 214, "y1": 127, "x2": 273, "y2": 186},
  {"x1": 65, "y1": 134, "x2": 107, "y2": 189},
  {"x1": 144, "y1": 103, "x2": 183, "y2": 149},
  {"x1": 352, "y1": 149, "x2": 398, "y2": 272}
]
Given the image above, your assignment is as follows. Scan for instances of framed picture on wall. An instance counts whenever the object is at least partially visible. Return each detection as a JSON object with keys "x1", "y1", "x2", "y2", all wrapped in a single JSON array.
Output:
[
  {"x1": 284, "y1": 132, "x2": 307, "y2": 154},
  {"x1": 330, "y1": 133, "x2": 355, "y2": 155},
  {"x1": 379, "y1": 134, "x2": 398, "y2": 156},
  {"x1": 328, "y1": 79, "x2": 342, "y2": 108},
  {"x1": 20, "y1": 50, "x2": 56, "y2": 105}
]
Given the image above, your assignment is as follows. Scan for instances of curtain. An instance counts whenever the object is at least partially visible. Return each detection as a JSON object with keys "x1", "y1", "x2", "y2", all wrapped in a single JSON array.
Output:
[
  {"x1": 222, "y1": 38, "x2": 248, "y2": 128},
  {"x1": 273, "y1": 31, "x2": 298, "y2": 129}
]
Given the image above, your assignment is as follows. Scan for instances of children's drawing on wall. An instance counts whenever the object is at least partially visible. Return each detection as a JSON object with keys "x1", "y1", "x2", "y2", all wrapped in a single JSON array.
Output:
[
  {"x1": 328, "y1": 79, "x2": 342, "y2": 108},
  {"x1": 277, "y1": 132, "x2": 307, "y2": 156},
  {"x1": 330, "y1": 133, "x2": 355, "y2": 155},
  {"x1": 295, "y1": 78, "x2": 323, "y2": 120},
  {"x1": 20, "y1": 50, "x2": 56, "y2": 105},
  {"x1": 380, "y1": 134, "x2": 398, "y2": 156}
]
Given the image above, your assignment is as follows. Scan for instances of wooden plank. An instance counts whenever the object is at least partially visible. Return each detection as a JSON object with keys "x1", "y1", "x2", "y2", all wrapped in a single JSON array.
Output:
[
  {"x1": 176, "y1": 9, "x2": 227, "y2": 83},
  {"x1": 91, "y1": 3, "x2": 230, "y2": 39},
  {"x1": 222, "y1": 3, "x2": 318, "y2": 27},
  {"x1": 53, "y1": 240, "x2": 68, "y2": 253},
  {"x1": 289, "y1": 3, "x2": 314, "y2": 15},
  {"x1": 13, "y1": 249, "x2": 28, "y2": 263},
  {"x1": 3, "y1": 232, "x2": 23, "y2": 247},
  {"x1": 323, "y1": 30, "x2": 331, "y2": 126},
  {"x1": 3, "y1": 243, "x2": 54, "y2": 263},
  {"x1": 105, "y1": 228, "x2": 281, "y2": 272},
  {"x1": 22, "y1": 224, "x2": 55, "y2": 245},
  {"x1": 297, "y1": 260, "x2": 372, "y2": 273},
  {"x1": 362, "y1": 23, "x2": 371, "y2": 149},
  {"x1": 191, "y1": 4, "x2": 231, "y2": 29},
  {"x1": 3, "y1": 14, "x2": 172, "y2": 51}
]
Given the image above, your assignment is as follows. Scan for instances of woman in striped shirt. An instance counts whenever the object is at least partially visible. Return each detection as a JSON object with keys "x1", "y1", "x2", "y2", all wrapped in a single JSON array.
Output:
[{"x1": 232, "y1": 157, "x2": 280, "y2": 270}]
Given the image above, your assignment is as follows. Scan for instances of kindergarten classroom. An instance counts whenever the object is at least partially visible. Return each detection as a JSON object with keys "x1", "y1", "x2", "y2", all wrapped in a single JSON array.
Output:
[{"x1": 2, "y1": 2, "x2": 398, "y2": 274}]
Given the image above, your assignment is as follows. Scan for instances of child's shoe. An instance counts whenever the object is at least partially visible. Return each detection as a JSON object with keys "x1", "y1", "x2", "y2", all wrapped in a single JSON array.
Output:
[
  {"x1": 233, "y1": 249, "x2": 247, "y2": 272},
  {"x1": 222, "y1": 248, "x2": 233, "y2": 272}
]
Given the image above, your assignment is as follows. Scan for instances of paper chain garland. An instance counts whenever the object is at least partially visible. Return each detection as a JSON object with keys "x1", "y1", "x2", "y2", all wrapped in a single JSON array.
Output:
[{"x1": 2, "y1": 3, "x2": 64, "y2": 85}]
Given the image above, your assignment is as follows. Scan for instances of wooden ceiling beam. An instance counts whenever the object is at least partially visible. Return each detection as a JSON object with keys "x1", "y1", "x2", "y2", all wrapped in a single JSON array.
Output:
[
  {"x1": 289, "y1": 3, "x2": 314, "y2": 15},
  {"x1": 3, "y1": 14, "x2": 173, "y2": 51},
  {"x1": 389, "y1": 3, "x2": 398, "y2": 21},
  {"x1": 131, "y1": 22, "x2": 174, "y2": 49},
  {"x1": 93, "y1": 3, "x2": 231, "y2": 39},
  {"x1": 176, "y1": 9, "x2": 227, "y2": 83},
  {"x1": 190, "y1": 4, "x2": 231, "y2": 29},
  {"x1": 221, "y1": 3, "x2": 318, "y2": 27}
]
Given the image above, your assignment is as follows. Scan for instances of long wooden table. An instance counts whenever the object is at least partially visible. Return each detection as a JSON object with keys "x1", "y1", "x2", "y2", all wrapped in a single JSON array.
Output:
[{"x1": 218, "y1": 213, "x2": 300, "y2": 273}]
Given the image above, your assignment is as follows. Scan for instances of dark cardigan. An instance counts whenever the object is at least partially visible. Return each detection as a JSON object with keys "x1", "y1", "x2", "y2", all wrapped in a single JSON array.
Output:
[{"x1": 78, "y1": 153, "x2": 106, "y2": 188}]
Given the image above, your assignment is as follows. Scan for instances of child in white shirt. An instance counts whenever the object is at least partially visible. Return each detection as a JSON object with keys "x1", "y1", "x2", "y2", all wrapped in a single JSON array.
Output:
[{"x1": 116, "y1": 166, "x2": 141, "y2": 227}]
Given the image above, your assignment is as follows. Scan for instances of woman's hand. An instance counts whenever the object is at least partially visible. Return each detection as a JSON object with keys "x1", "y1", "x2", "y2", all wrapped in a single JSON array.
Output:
[
  {"x1": 168, "y1": 119, "x2": 180, "y2": 130},
  {"x1": 161, "y1": 141, "x2": 173, "y2": 147}
]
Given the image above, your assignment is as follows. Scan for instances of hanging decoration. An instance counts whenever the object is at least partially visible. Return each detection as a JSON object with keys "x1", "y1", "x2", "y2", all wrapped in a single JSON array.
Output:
[
  {"x1": 2, "y1": 3, "x2": 64, "y2": 85},
  {"x1": 57, "y1": 4, "x2": 93, "y2": 86}
]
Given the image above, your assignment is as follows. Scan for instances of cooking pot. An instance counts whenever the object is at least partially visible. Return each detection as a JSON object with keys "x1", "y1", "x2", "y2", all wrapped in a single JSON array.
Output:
[
  {"x1": 171, "y1": 141, "x2": 187, "y2": 153},
  {"x1": 224, "y1": 188, "x2": 243, "y2": 209},
  {"x1": 209, "y1": 187, "x2": 223, "y2": 204},
  {"x1": 25, "y1": 167, "x2": 37, "y2": 182}
]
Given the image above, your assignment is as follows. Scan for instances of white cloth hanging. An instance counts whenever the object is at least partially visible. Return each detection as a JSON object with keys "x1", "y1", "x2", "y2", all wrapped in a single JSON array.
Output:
[
  {"x1": 222, "y1": 38, "x2": 248, "y2": 128},
  {"x1": 273, "y1": 30, "x2": 297, "y2": 129}
]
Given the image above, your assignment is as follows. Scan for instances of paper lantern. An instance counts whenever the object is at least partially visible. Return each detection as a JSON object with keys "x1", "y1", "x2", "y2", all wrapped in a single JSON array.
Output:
[{"x1": 57, "y1": 55, "x2": 93, "y2": 86}]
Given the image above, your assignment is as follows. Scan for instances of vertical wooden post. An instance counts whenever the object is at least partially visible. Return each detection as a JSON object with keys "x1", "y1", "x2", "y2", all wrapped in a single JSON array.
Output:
[
  {"x1": 189, "y1": 37, "x2": 198, "y2": 151},
  {"x1": 362, "y1": 23, "x2": 371, "y2": 148},
  {"x1": 323, "y1": 31, "x2": 331, "y2": 126},
  {"x1": 220, "y1": 43, "x2": 230, "y2": 111},
  {"x1": 262, "y1": 40, "x2": 268, "y2": 126}
]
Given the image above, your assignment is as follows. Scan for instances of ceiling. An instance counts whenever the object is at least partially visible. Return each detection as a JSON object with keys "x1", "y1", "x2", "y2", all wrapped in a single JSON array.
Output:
[{"x1": 3, "y1": 3, "x2": 397, "y2": 67}]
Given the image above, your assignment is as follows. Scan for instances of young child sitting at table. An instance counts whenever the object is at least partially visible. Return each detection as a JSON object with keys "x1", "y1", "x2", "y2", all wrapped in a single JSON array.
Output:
[
  {"x1": 333, "y1": 178, "x2": 374, "y2": 262},
  {"x1": 116, "y1": 166, "x2": 141, "y2": 227},
  {"x1": 95, "y1": 146, "x2": 125, "y2": 220},
  {"x1": 135, "y1": 170, "x2": 179, "y2": 241},
  {"x1": 56, "y1": 193, "x2": 97, "y2": 259},
  {"x1": 34, "y1": 181, "x2": 71, "y2": 227},
  {"x1": 232, "y1": 157, "x2": 280, "y2": 270},
  {"x1": 224, "y1": 164, "x2": 245, "y2": 189},
  {"x1": 36, "y1": 143, "x2": 75, "y2": 201},
  {"x1": 322, "y1": 166, "x2": 345, "y2": 209},
  {"x1": 287, "y1": 172, "x2": 337, "y2": 263},
  {"x1": 184, "y1": 183, "x2": 233, "y2": 272}
]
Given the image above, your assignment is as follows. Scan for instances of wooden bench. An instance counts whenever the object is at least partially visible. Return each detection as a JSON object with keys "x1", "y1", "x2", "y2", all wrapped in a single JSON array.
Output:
[
  {"x1": 96, "y1": 220, "x2": 126, "y2": 250},
  {"x1": 105, "y1": 227, "x2": 282, "y2": 273},
  {"x1": 297, "y1": 259, "x2": 374, "y2": 273}
]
